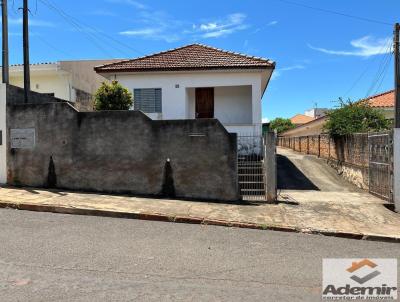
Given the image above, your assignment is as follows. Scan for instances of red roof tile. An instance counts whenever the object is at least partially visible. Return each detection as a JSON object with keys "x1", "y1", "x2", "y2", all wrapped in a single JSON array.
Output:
[
  {"x1": 95, "y1": 44, "x2": 275, "y2": 73},
  {"x1": 364, "y1": 90, "x2": 394, "y2": 108},
  {"x1": 290, "y1": 114, "x2": 314, "y2": 124}
]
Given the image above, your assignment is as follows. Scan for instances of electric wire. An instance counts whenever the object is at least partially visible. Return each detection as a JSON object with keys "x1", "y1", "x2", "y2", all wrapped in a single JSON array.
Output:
[
  {"x1": 38, "y1": 0, "x2": 144, "y2": 57},
  {"x1": 274, "y1": 0, "x2": 392, "y2": 26}
]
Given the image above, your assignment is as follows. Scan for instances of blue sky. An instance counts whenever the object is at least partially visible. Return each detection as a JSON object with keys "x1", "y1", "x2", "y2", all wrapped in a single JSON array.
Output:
[{"x1": 3, "y1": 0, "x2": 400, "y2": 121}]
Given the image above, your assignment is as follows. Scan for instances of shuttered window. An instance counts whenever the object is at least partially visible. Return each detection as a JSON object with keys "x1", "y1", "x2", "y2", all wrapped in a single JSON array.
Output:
[{"x1": 133, "y1": 88, "x2": 162, "y2": 113}]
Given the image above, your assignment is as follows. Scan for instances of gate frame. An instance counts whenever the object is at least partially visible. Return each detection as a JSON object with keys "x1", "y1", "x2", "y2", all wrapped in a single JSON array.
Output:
[{"x1": 367, "y1": 130, "x2": 394, "y2": 202}]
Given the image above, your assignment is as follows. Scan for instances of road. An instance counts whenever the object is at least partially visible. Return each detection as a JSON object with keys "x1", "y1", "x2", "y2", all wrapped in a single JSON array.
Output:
[{"x1": 0, "y1": 209, "x2": 399, "y2": 302}]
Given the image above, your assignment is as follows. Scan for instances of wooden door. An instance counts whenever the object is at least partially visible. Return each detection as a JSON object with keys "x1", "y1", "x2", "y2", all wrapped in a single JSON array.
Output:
[{"x1": 195, "y1": 88, "x2": 214, "y2": 118}]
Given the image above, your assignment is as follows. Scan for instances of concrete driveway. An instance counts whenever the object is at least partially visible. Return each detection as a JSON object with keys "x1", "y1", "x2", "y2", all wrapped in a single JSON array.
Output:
[{"x1": 277, "y1": 147, "x2": 381, "y2": 204}]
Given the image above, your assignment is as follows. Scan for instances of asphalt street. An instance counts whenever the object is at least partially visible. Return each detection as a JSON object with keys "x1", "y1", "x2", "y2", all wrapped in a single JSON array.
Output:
[{"x1": 0, "y1": 208, "x2": 399, "y2": 302}]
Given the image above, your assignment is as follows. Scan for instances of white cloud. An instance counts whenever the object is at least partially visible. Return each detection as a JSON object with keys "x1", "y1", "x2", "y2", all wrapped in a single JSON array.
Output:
[
  {"x1": 118, "y1": 8, "x2": 183, "y2": 42},
  {"x1": 119, "y1": 10, "x2": 250, "y2": 42},
  {"x1": 120, "y1": 27, "x2": 179, "y2": 42},
  {"x1": 262, "y1": 118, "x2": 270, "y2": 123},
  {"x1": 308, "y1": 36, "x2": 392, "y2": 58},
  {"x1": 120, "y1": 28, "x2": 161, "y2": 36},
  {"x1": 9, "y1": 18, "x2": 55, "y2": 27},
  {"x1": 279, "y1": 64, "x2": 305, "y2": 71},
  {"x1": 192, "y1": 13, "x2": 248, "y2": 39},
  {"x1": 271, "y1": 65, "x2": 305, "y2": 80},
  {"x1": 105, "y1": 0, "x2": 147, "y2": 9},
  {"x1": 267, "y1": 21, "x2": 278, "y2": 26}
]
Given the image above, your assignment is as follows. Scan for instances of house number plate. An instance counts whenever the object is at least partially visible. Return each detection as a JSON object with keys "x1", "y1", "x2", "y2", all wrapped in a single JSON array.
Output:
[{"x1": 10, "y1": 128, "x2": 36, "y2": 149}]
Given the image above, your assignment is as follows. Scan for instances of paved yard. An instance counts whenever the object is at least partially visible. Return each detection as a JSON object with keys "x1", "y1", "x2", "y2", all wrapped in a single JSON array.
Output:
[
  {"x1": 278, "y1": 146, "x2": 366, "y2": 198},
  {"x1": 0, "y1": 209, "x2": 399, "y2": 302}
]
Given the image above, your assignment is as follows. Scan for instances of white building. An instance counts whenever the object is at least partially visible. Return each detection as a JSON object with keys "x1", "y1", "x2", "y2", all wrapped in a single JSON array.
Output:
[
  {"x1": 95, "y1": 44, "x2": 275, "y2": 135},
  {"x1": 1, "y1": 59, "x2": 122, "y2": 110}
]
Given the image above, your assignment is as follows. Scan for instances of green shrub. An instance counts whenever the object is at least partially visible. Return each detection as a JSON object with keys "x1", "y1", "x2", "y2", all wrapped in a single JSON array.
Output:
[
  {"x1": 94, "y1": 81, "x2": 133, "y2": 110},
  {"x1": 324, "y1": 98, "x2": 391, "y2": 137},
  {"x1": 269, "y1": 118, "x2": 295, "y2": 134}
]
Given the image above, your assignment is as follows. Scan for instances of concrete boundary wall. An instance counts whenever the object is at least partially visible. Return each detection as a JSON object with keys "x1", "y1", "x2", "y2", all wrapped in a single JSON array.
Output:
[{"x1": 6, "y1": 85, "x2": 239, "y2": 201}]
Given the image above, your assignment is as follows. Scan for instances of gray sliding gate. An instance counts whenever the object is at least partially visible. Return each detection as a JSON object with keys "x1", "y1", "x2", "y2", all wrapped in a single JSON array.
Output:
[{"x1": 368, "y1": 131, "x2": 393, "y2": 202}]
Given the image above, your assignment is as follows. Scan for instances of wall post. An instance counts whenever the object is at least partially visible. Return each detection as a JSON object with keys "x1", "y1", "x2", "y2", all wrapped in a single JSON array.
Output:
[
  {"x1": 0, "y1": 83, "x2": 6, "y2": 183},
  {"x1": 264, "y1": 131, "x2": 277, "y2": 203},
  {"x1": 394, "y1": 128, "x2": 400, "y2": 212}
]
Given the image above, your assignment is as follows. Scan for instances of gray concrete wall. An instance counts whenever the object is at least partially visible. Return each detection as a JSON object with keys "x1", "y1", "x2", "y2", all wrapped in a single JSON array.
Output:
[
  {"x1": 6, "y1": 86, "x2": 239, "y2": 201},
  {"x1": 7, "y1": 84, "x2": 66, "y2": 105}
]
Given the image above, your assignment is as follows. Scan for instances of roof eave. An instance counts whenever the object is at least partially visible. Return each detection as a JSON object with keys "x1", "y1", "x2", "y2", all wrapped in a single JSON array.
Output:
[{"x1": 95, "y1": 65, "x2": 274, "y2": 73}]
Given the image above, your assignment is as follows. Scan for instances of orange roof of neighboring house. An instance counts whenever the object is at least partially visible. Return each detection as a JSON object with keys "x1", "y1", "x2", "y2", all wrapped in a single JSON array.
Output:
[
  {"x1": 290, "y1": 114, "x2": 314, "y2": 125},
  {"x1": 95, "y1": 44, "x2": 275, "y2": 73},
  {"x1": 364, "y1": 90, "x2": 394, "y2": 108}
]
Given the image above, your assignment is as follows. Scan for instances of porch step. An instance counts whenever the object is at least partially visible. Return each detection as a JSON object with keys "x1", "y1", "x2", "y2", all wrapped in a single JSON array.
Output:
[{"x1": 240, "y1": 189, "x2": 265, "y2": 192}]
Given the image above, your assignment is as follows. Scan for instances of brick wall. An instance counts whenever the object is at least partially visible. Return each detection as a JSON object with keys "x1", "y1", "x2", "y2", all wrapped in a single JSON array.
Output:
[
  {"x1": 277, "y1": 133, "x2": 370, "y2": 189},
  {"x1": 278, "y1": 133, "x2": 369, "y2": 168}
]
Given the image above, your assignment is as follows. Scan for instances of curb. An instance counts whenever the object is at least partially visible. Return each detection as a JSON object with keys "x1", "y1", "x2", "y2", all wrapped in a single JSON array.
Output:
[{"x1": 0, "y1": 201, "x2": 399, "y2": 243}]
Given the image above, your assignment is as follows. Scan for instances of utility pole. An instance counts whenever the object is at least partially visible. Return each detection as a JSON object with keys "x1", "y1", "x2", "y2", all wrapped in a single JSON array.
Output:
[
  {"x1": 393, "y1": 22, "x2": 400, "y2": 212},
  {"x1": 23, "y1": 0, "x2": 30, "y2": 103},
  {"x1": 1, "y1": 0, "x2": 9, "y2": 84}
]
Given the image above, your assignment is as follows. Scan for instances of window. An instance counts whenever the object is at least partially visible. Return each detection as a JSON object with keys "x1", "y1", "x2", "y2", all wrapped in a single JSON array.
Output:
[{"x1": 133, "y1": 88, "x2": 162, "y2": 113}]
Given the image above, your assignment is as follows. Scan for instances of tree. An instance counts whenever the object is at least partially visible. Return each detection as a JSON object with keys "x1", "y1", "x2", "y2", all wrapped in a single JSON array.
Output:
[
  {"x1": 269, "y1": 118, "x2": 295, "y2": 134},
  {"x1": 323, "y1": 98, "x2": 391, "y2": 137},
  {"x1": 94, "y1": 81, "x2": 133, "y2": 110}
]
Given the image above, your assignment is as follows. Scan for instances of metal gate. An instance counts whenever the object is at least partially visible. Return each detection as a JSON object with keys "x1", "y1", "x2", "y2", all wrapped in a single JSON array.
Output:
[
  {"x1": 368, "y1": 131, "x2": 393, "y2": 202},
  {"x1": 237, "y1": 133, "x2": 267, "y2": 201}
]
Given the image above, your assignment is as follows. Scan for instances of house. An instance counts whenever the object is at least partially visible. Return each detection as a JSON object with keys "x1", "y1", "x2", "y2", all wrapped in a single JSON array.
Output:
[
  {"x1": 95, "y1": 44, "x2": 275, "y2": 135},
  {"x1": 1, "y1": 59, "x2": 122, "y2": 110},
  {"x1": 280, "y1": 91, "x2": 395, "y2": 137},
  {"x1": 304, "y1": 107, "x2": 328, "y2": 119},
  {"x1": 363, "y1": 90, "x2": 395, "y2": 120},
  {"x1": 290, "y1": 114, "x2": 315, "y2": 126},
  {"x1": 280, "y1": 115, "x2": 328, "y2": 137}
]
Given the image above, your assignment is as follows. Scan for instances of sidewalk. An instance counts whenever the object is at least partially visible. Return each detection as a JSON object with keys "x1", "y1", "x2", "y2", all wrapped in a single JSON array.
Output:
[{"x1": 0, "y1": 186, "x2": 399, "y2": 242}]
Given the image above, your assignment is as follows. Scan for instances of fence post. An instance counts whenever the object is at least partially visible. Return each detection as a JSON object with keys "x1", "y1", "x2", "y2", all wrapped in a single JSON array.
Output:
[
  {"x1": 264, "y1": 131, "x2": 277, "y2": 203},
  {"x1": 318, "y1": 135, "x2": 321, "y2": 157},
  {"x1": 328, "y1": 136, "x2": 331, "y2": 159}
]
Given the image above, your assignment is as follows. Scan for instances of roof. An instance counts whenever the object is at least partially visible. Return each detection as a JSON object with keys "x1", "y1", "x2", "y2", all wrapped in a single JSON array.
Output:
[
  {"x1": 94, "y1": 44, "x2": 275, "y2": 73},
  {"x1": 280, "y1": 115, "x2": 328, "y2": 137},
  {"x1": 364, "y1": 90, "x2": 394, "y2": 108},
  {"x1": 290, "y1": 114, "x2": 314, "y2": 125}
]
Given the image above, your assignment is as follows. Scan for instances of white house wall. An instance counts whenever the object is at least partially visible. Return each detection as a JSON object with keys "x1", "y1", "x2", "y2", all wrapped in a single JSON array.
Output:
[
  {"x1": 10, "y1": 73, "x2": 71, "y2": 101},
  {"x1": 186, "y1": 86, "x2": 252, "y2": 124},
  {"x1": 114, "y1": 70, "x2": 267, "y2": 123}
]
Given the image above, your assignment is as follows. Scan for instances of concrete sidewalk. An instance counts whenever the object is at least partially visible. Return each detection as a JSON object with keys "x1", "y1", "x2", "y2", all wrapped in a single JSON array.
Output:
[{"x1": 0, "y1": 186, "x2": 399, "y2": 242}]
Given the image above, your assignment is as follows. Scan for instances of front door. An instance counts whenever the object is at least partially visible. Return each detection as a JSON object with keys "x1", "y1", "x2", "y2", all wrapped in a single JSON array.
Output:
[{"x1": 195, "y1": 88, "x2": 214, "y2": 118}]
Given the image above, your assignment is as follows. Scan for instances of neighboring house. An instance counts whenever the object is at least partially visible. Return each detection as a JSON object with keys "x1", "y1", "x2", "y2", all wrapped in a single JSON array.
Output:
[
  {"x1": 290, "y1": 114, "x2": 314, "y2": 126},
  {"x1": 304, "y1": 107, "x2": 328, "y2": 119},
  {"x1": 281, "y1": 91, "x2": 395, "y2": 137},
  {"x1": 280, "y1": 115, "x2": 328, "y2": 137},
  {"x1": 363, "y1": 90, "x2": 395, "y2": 120},
  {"x1": 1, "y1": 59, "x2": 122, "y2": 110},
  {"x1": 95, "y1": 44, "x2": 275, "y2": 135}
]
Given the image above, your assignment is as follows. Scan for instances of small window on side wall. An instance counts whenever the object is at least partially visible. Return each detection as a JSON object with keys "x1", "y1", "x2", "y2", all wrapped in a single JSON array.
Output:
[{"x1": 133, "y1": 88, "x2": 162, "y2": 113}]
